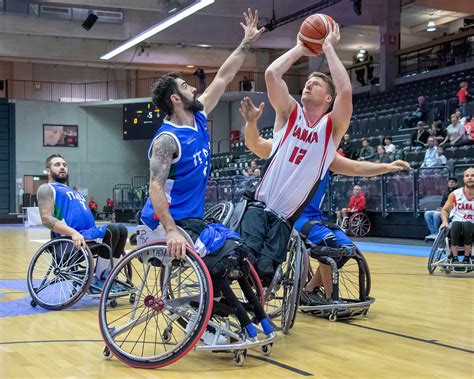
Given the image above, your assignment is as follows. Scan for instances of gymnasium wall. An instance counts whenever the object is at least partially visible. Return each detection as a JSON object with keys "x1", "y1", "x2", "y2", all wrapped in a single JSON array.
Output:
[{"x1": 14, "y1": 101, "x2": 149, "y2": 208}]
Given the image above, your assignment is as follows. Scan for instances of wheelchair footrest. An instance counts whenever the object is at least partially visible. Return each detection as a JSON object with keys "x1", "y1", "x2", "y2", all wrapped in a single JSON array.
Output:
[{"x1": 195, "y1": 332, "x2": 276, "y2": 352}]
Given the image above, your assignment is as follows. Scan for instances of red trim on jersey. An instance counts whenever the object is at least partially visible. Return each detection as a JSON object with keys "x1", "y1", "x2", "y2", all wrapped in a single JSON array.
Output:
[
  {"x1": 279, "y1": 105, "x2": 298, "y2": 148},
  {"x1": 303, "y1": 109, "x2": 325, "y2": 129},
  {"x1": 290, "y1": 115, "x2": 334, "y2": 218}
]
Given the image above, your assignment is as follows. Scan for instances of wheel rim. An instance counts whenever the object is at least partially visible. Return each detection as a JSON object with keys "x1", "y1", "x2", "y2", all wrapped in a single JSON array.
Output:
[
  {"x1": 350, "y1": 215, "x2": 370, "y2": 237},
  {"x1": 204, "y1": 202, "x2": 233, "y2": 225}
]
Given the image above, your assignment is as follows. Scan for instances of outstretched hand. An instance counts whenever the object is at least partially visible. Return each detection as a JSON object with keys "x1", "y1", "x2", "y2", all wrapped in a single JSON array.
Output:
[
  {"x1": 240, "y1": 97, "x2": 265, "y2": 122},
  {"x1": 241, "y1": 8, "x2": 265, "y2": 44},
  {"x1": 388, "y1": 160, "x2": 411, "y2": 172}
]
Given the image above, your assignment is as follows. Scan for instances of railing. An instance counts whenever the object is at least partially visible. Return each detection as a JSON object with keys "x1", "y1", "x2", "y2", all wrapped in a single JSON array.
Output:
[{"x1": 397, "y1": 30, "x2": 474, "y2": 77}]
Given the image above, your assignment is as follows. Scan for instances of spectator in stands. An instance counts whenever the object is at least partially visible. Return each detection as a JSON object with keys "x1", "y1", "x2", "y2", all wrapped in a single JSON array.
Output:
[
  {"x1": 435, "y1": 145, "x2": 447, "y2": 166},
  {"x1": 336, "y1": 185, "x2": 366, "y2": 225},
  {"x1": 242, "y1": 76, "x2": 253, "y2": 91},
  {"x1": 456, "y1": 116, "x2": 474, "y2": 146},
  {"x1": 193, "y1": 68, "x2": 206, "y2": 93},
  {"x1": 339, "y1": 133, "x2": 356, "y2": 159},
  {"x1": 421, "y1": 136, "x2": 438, "y2": 168},
  {"x1": 408, "y1": 121, "x2": 430, "y2": 151},
  {"x1": 358, "y1": 138, "x2": 375, "y2": 161},
  {"x1": 374, "y1": 145, "x2": 393, "y2": 163},
  {"x1": 88, "y1": 196, "x2": 98, "y2": 219},
  {"x1": 441, "y1": 113, "x2": 464, "y2": 146},
  {"x1": 429, "y1": 120, "x2": 447, "y2": 144},
  {"x1": 353, "y1": 55, "x2": 366, "y2": 86},
  {"x1": 455, "y1": 108, "x2": 466, "y2": 126},
  {"x1": 253, "y1": 168, "x2": 261, "y2": 178},
  {"x1": 457, "y1": 82, "x2": 470, "y2": 117},
  {"x1": 403, "y1": 96, "x2": 428, "y2": 128},
  {"x1": 364, "y1": 51, "x2": 375, "y2": 84},
  {"x1": 383, "y1": 136, "x2": 396, "y2": 160},
  {"x1": 424, "y1": 177, "x2": 458, "y2": 240},
  {"x1": 103, "y1": 198, "x2": 114, "y2": 219}
]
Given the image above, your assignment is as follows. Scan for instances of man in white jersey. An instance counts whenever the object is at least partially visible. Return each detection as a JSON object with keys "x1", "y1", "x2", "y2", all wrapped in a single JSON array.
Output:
[
  {"x1": 440, "y1": 167, "x2": 474, "y2": 264},
  {"x1": 239, "y1": 21, "x2": 353, "y2": 283}
]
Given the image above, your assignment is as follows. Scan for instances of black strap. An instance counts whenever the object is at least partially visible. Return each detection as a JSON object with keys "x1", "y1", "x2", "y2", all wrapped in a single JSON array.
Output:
[{"x1": 299, "y1": 219, "x2": 341, "y2": 239}]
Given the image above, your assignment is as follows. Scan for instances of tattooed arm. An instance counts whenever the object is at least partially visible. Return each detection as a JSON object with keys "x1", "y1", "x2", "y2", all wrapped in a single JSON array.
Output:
[
  {"x1": 37, "y1": 184, "x2": 85, "y2": 248},
  {"x1": 148, "y1": 134, "x2": 187, "y2": 259},
  {"x1": 200, "y1": 9, "x2": 265, "y2": 114}
]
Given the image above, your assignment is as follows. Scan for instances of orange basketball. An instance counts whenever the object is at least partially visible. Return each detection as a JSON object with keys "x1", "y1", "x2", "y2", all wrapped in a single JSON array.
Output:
[{"x1": 298, "y1": 14, "x2": 335, "y2": 54}]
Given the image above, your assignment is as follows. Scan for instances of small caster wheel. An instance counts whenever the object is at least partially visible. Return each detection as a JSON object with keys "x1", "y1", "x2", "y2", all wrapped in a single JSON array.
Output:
[
  {"x1": 234, "y1": 349, "x2": 247, "y2": 367},
  {"x1": 329, "y1": 312, "x2": 337, "y2": 322},
  {"x1": 30, "y1": 299, "x2": 37, "y2": 307},
  {"x1": 162, "y1": 327, "x2": 172, "y2": 343},
  {"x1": 110, "y1": 299, "x2": 118, "y2": 308},
  {"x1": 261, "y1": 343, "x2": 272, "y2": 356},
  {"x1": 103, "y1": 346, "x2": 112, "y2": 360},
  {"x1": 129, "y1": 293, "x2": 136, "y2": 304},
  {"x1": 362, "y1": 308, "x2": 369, "y2": 316}
]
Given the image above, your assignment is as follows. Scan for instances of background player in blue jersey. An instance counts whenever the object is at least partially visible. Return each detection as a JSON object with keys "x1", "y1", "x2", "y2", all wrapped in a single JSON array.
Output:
[
  {"x1": 37, "y1": 154, "x2": 128, "y2": 290},
  {"x1": 242, "y1": 98, "x2": 410, "y2": 303}
]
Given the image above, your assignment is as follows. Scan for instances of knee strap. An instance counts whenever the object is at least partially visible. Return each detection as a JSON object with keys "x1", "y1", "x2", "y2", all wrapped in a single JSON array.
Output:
[{"x1": 299, "y1": 219, "x2": 341, "y2": 239}]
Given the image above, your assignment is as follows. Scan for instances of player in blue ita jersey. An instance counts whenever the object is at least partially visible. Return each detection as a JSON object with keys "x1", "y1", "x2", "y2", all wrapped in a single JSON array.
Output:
[
  {"x1": 37, "y1": 154, "x2": 128, "y2": 291},
  {"x1": 141, "y1": 10, "x2": 274, "y2": 340},
  {"x1": 242, "y1": 97, "x2": 410, "y2": 304}
]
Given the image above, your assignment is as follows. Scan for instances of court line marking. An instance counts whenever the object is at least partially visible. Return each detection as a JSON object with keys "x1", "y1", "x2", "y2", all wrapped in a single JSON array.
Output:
[
  {"x1": 0, "y1": 339, "x2": 314, "y2": 376},
  {"x1": 343, "y1": 322, "x2": 473, "y2": 354}
]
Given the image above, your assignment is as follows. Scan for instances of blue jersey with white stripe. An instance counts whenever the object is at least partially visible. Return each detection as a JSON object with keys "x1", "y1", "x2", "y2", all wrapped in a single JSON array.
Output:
[
  {"x1": 298, "y1": 171, "x2": 330, "y2": 221},
  {"x1": 49, "y1": 183, "x2": 96, "y2": 231},
  {"x1": 141, "y1": 111, "x2": 211, "y2": 230}
]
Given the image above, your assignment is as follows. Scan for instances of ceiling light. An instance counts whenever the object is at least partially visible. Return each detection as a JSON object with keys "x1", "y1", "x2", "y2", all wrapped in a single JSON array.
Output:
[
  {"x1": 100, "y1": 0, "x2": 214, "y2": 60},
  {"x1": 427, "y1": 20, "x2": 436, "y2": 32},
  {"x1": 187, "y1": 65, "x2": 195, "y2": 68}
]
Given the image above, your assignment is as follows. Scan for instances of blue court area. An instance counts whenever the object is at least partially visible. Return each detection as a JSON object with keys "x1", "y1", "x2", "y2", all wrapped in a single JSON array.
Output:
[{"x1": 354, "y1": 241, "x2": 431, "y2": 257}]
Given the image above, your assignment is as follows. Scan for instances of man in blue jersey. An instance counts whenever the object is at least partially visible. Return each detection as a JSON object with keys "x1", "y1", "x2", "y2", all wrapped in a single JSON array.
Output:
[
  {"x1": 37, "y1": 154, "x2": 128, "y2": 291},
  {"x1": 241, "y1": 97, "x2": 410, "y2": 304},
  {"x1": 140, "y1": 10, "x2": 274, "y2": 339}
]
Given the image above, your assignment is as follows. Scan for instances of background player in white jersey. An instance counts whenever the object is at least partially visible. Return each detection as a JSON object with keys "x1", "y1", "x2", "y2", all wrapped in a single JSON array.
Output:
[
  {"x1": 37, "y1": 154, "x2": 128, "y2": 291},
  {"x1": 241, "y1": 97, "x2": 410, "y2": 301},
  {"x1": 440, "y1": 167, "x2": 474, "y2": 264}
]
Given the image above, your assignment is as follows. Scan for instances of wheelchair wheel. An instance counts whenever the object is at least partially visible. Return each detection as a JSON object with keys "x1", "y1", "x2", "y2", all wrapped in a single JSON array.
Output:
[
  {"x1": 230, "y1": 259, "x2": 265, "y2": 308},
  {"x1": 27, "y1": 239, "x2": 94, "y2": 310},
  {"x1": 99, "y1": 242, "x2": 213, "y2": 369},
  {"x1": 427, "y1": 227, "x2": 450, "y2": 275},
  {"x1": 348, "y1": 213, "x2": 371, "y2": 237},
  {"x1": 338, "y1": 250, "x2": 371, "y2": 301},
  {"x1": 204, "y1": 202, "x2": 234, "y2": 226}
]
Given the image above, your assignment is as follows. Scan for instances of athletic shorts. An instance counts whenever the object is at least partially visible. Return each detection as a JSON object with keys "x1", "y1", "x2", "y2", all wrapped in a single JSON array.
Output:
[{"x1": 295, "y1": 217, "x2": 352, "y2": 246}]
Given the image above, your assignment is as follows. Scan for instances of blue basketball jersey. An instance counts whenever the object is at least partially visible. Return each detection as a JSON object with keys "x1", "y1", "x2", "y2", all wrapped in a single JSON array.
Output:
[
  {"x1": 141, "y1": 111, "x2": 211, "y2": 230},
  {"x1": 298, "y1": 171, "x2": 330, "y2": 221},
  {"x1": 49, "y1": 183, "x2": 98, "y2": 232}
]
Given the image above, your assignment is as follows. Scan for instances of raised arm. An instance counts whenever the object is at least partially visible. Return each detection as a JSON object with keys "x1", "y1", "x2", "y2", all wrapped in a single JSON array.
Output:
[
  {"x1": 37, "y1": 184, "x2": 85, "y2": 248},
  {"x1": 199, "y1": 9, "x2": 264, "y2": 114},
  {"x1": 324, "y1": 23, "x2": 352, "y2": 144},
  {"x1": 240, "y1": 97, "x2": 272, "y2": 159},
  {"x1": 330, "y1": 155, "x2": 410, "y2": 176},
  {"x1": 440, "y1": 192, "x2": 455, "y2": 229},
  {"x1": 148, "y1": 134, "x2": 186, "y2": 259}
]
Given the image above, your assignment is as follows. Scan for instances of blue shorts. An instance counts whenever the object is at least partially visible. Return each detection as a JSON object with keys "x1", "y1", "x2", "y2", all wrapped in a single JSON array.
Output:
[
  {"x1": 79, "y1": 225, "x2": 107, "y2": 240},
  {"x1": 295, "y1": 217, "x2": 353, "y2": 246}
]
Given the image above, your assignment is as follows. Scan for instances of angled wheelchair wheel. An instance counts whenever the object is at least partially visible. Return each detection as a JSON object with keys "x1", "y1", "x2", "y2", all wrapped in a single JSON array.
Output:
[
  {"x1": 99, "y1": 242, "x2": 213, "y2": 369},
  {"x1": 27, "y1": 239, "x2": 94, "y2": 310},
  {"x1": 230, "y1": 259, "x2": 265, "y2": 309},
  {"x1": 427, "y1": 227, "x2": 450, "y2": 275},
  {"x1": 348, "y1": 213, "x2": 371, "y2": 237},
  {"x1": 204, "y1": 202, "x2": 234, "y2": 226},
  {"x1": 338, "y1": 249, "x2": 371, "y2": 301}
]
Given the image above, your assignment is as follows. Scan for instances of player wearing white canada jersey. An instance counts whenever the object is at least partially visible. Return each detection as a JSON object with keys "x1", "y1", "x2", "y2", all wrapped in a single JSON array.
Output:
[
  {"x1": 451, "y1": 188, "x2": 474, "y2": 222},
  {"x1": 255, "y1": 103, "x2": 336, "y2": 219},
  {"x1": 441, "y1": 167, "x2": 474, "y2": 263},
  {"x1": 239, "y1": 21, "x2": 352, "y2": 283}
]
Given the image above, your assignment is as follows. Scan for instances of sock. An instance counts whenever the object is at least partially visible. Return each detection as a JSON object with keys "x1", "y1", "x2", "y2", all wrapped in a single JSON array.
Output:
[
  {"x1": 260, "y1": 318, "x2": 273, "y2": 336},
  {"x1": 245, "y1": 323, "x2": 257, "y2": 338},
  {"x1": 95, "y1": 257, "x2": 111, "y2": 280}
]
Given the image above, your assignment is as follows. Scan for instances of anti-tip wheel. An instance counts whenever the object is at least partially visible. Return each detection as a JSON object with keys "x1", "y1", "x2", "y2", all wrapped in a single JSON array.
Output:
[
  {"x1": 261, "y1": 343, "x2": 272, "y2": 356},
  {"x1": 329, "y1": 312, "x2": 337, "y2": 322},
  {"x1": 30, "y1": 299, "x2": 37, "y2": 307},
  {"x1": 109, "y1": 299, "x2": 118, "y2": 308},
  {"x1": 103, "y1": 346, "x2": 112, "y2": 360}
]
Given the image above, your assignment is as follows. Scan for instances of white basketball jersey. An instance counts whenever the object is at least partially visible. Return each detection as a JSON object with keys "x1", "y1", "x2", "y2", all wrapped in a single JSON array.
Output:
[
  {"x1": 451, "y1": 188, "x2": 474, "y2": 223},
  {"x1": 255, "y1": 103, "x2": 336, "y2": 220}
]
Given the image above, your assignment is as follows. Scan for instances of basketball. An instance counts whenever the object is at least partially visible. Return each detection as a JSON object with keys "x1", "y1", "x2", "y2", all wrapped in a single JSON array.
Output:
[{"x1": 298, "y1": 14, "x2": 335, "y2": 53}]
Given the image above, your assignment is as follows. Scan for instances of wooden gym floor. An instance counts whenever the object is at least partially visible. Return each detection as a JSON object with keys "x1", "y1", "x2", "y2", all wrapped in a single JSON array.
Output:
[{"x1": 0, "y1": 227, "x2": 473, "y2": 378}]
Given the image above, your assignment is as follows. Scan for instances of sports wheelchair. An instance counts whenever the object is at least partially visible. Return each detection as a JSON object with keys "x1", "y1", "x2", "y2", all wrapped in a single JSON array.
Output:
[
  {"x1": 99, "y1": 225, "x2": 275, "y2": 369},
  {"x1": 204, "y1": 201, "x2": 306, "y2": 334},
  {"x1": 427, "y1": 226, "x2": 473, "y2": 275},
  {"x1": 299, "y1": 242, "x2": 374, "y2": 321},
  {"x1": 27, "y1": 237, "x2": 134, "y2": 310},
  {"x1": 338, "y1": 212, "x2": 371, "y2": 237}
]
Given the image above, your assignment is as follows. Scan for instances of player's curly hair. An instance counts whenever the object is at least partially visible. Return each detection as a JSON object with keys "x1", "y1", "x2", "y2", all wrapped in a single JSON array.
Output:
[{"x1": 151, "y1": 72, "x2": 181, "y2": 116}]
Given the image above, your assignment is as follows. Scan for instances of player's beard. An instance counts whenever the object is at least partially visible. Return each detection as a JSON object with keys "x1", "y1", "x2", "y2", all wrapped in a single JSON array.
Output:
[
  {"x1": 179, "y1": 91, "x2": 204, "y2": 114},
  {"x1": 51, "y1": 171, "x2": 68, "y2": 184}
]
